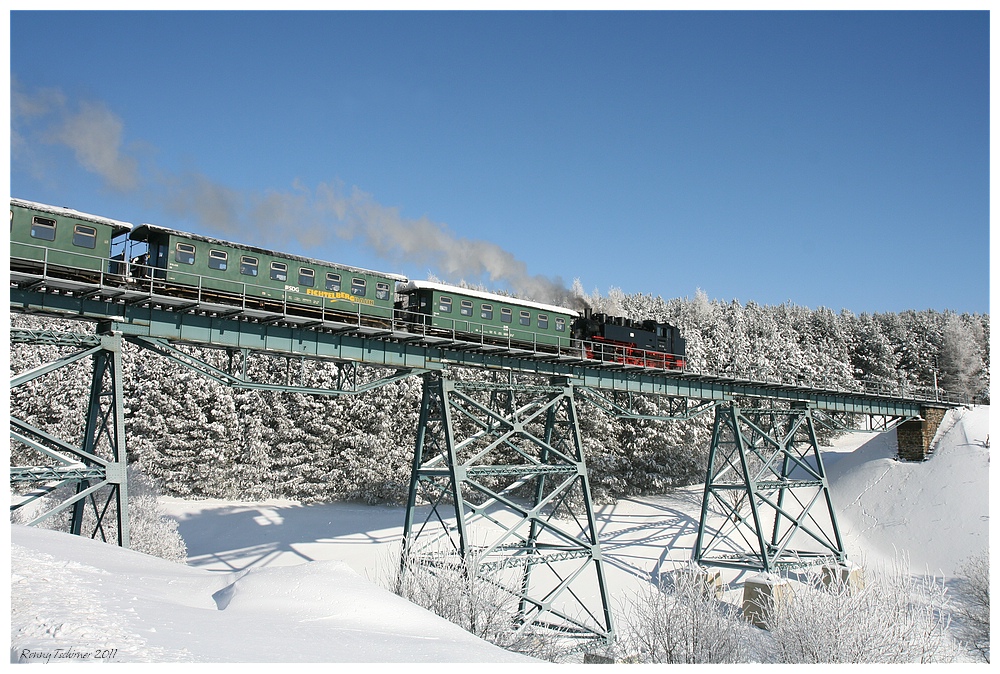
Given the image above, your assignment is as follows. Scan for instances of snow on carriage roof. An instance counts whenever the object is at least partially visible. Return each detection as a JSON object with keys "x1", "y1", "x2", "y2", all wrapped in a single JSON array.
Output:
[
  {"x1": 132, "y1": 223, "x2": 408, "y2": 281},
  {"x1": 398, "y1": 279, "x2": 580, "y2": 316},
  {"x1": 11, "y1": 198, "x2": 134, "y2": 232}
]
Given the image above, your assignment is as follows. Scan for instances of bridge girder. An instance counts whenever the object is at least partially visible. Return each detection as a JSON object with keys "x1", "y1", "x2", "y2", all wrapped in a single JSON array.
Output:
[{"x1": 10, "y1": 286, "x2": 953, "y2": 417}]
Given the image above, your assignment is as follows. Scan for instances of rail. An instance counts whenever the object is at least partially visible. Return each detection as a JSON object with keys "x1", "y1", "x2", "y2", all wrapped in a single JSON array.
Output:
[{"x1": 9, "y1": 245, "x2": 982, "y2": 408}]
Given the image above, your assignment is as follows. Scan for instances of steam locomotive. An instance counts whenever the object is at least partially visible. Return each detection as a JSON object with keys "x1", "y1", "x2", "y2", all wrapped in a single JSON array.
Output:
[
  {"x1": 572, "y1": 309, "x2": 686, "y2": 369},
  {"x1": 9, "y1": 197, "x2": 687, "y2": 371}
]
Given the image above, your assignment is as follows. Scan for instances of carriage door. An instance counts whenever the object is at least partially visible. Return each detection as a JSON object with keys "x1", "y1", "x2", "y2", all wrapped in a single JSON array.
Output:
[{"x1": 150, "y1": 241, "x2": 169, "y2": 280}]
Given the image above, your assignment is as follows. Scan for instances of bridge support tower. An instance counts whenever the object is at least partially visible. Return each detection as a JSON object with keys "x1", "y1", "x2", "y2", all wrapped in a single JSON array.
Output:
[
  {"x1": 694, "y1": 403, "x2": 845, "y2": 573},
  {"x1": 401, "y1": 373, "x2": 614, "y2": 651},
  {"x1": 10, "y1": 327, "x2": 129, "y2": 547}
]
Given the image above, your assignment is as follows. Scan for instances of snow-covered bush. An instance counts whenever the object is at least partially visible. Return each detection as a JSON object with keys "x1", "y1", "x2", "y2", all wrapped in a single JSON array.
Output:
[
  {"x1": 10, "y1": 465, "x2": 187, "y2": 563},
  {"x1": 394, "y1": 552, "x2": 515, "y2": 642},
  {"x1": 386, "y1": 548, "x2": 573, "y2": 661},
  {"x1": 125, "y1": 466, "x2": 188, "y2": 562},
  {"x1": 954, "y1": 549, "x2": 990, "y2": 662},
  {"x1": 612, "y1": 564, "x2": 753, "y2": 663},
  {"x1": 611, "y1": 559, "x2": 961, "y2": 665},
  {"x1": 764, "y1": 560, "x2": 954, "y2": 663}
]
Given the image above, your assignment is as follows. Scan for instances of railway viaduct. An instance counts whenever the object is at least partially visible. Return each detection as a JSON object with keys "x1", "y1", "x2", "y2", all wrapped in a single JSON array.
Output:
[{"x1": 9, "y1": 264, "x2": 964, "y2": 651}]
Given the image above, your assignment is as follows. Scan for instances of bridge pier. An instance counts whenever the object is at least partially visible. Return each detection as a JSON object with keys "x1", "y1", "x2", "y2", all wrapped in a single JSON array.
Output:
[
  {"x1": 693, "y1": 403, "x2": 846, "y2": 573},
  {"x1": 401, "y1": 372, "x2": 614, "y2": 650},
  {"x1": 10, "y1": 328, "x2": 129, "y2": 547},
  {"x1": 896, "y1": 407, "x2": 947, "y2": 461}
]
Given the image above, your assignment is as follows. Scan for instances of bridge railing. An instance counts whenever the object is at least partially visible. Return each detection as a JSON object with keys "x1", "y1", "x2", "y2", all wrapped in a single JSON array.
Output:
[{"x1": 11, "y1": 241, "x2": 126, "y2": 283}]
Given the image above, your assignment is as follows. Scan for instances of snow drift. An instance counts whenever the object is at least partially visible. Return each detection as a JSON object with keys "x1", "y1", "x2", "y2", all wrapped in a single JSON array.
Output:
[
  {"x1": 825, "y1": 405, "x2": 990, "y2": 577},
  {"x1": 10, "y1": 526, "x2": 534, "y2": 663}
]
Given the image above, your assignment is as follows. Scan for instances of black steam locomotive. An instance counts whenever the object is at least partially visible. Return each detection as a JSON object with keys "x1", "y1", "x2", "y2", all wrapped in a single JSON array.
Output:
[{"x1": 572, "y1": 309, "x2": 686, "y2": 370}]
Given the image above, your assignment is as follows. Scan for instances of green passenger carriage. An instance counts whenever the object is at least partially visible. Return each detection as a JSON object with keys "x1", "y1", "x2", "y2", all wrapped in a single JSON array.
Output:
[
  {"x1": 396, "y1": 280, "x2": 579, "y2": 350},
  {"x1": 10, "y1": 198, "x2": 132, "y2": 280},
  {"x1": 128, "y1": 224, "x2": 405, "y2": 323}
]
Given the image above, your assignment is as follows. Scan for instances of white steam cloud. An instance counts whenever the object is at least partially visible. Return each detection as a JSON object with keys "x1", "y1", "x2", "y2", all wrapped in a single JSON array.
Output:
[
  {"x1": 12, "y1": 82, "x2": 582, "y2": 308},
  {"x1": 12, "y1": 83, "x2": 139, "y2": 192}
]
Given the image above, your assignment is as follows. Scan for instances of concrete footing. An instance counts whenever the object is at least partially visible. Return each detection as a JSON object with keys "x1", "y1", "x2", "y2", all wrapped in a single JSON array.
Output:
[
  {"x1": 742, "y1": 573, "x2": 792, "y2": 629},
  {"x1": 821, "y1": 562, "x2": 865, "y2": 593},
  {"x1": 676, "y1": 566, "x2": 724, "y2": 599}
]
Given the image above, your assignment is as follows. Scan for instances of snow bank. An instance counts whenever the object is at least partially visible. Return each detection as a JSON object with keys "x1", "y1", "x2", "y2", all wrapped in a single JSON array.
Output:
[
  {"x1": 826, "y1": 405, "x2": 990, "y2": 577},
  {"x1": 10, "y1": 525, "x2": 535, "y2": 663}
]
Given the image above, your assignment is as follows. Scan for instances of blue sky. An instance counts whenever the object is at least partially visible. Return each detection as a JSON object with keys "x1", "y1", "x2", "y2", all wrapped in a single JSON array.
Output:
[{"x1": 9, "y1": 10, "x2": 990, "y2": 314}]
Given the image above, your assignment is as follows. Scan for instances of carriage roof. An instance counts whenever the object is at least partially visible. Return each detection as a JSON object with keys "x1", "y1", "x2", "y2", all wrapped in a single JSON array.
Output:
[
  {"x1": 398, "y1": 280, "x2": 579, "y2": 317},
  {"x1": 11, "y1": 198, "x2": 133, "y2": 235}
]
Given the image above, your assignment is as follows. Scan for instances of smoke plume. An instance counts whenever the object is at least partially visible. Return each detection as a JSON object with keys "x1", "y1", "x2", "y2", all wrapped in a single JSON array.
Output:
[
  {"x1": 12, "y1": 83, "x2": 139, "y2": 192},
  {"x1": 12, "y1": 83, "x2": 584, "y2": 308}
]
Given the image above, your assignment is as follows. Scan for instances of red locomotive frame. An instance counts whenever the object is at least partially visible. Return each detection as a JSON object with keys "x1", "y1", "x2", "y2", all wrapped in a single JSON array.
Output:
[{"x1": 582, "y1": 335, "x2": 686, "y2": 370}]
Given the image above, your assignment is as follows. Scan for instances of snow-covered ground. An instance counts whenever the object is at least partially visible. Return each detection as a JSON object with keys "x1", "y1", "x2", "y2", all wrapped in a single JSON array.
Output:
[
  {"x1": 825, "y1": 405, "x2": 990, "y2": 577},
  {"x1": 10, "y1": 406, "x2": 990, "y2": 663}
]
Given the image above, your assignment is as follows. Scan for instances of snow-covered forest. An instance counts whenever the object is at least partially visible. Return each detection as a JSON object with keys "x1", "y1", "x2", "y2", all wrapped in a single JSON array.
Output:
[{"x1": 10, "y1": 288, "x2": 989, "y2": 505}]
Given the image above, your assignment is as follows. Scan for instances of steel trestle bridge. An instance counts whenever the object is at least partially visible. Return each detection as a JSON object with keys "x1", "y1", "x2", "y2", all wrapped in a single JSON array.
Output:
[{"x1": 9, "y1": 261, "x2": 964, "y2": 651}]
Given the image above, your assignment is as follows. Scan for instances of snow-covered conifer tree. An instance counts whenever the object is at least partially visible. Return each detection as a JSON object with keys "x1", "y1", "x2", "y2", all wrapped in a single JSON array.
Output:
[{"x1": 939, "y1": 312, "x2": 988, "y2": 400}]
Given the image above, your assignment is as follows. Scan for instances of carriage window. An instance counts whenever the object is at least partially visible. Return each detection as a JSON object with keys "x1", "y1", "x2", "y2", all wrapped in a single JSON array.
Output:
[
  {"x1": 299, "y1": 267, "x2": 315, "y2": 287},
  {"x1": 270, "y1": 261, "x2": 287, "y2": 282},
  {"x1": 175, "y1": 243, "x2": 196, "y2": 265},
  {"x1": 460, "y1": 300, "x2": 473, "y2": 316},
  {"x1": 30, "y1": 216, "x2": 57, "y2": 241},
  {"x1": 72, "y1": 224, "x2": 98, "y2": 249},
  {"x1": 538, "y1": 314, "x2": 549, "y2": 330},
  {"x1": 519, "y1": 311, "x2": 531, "y2": 326},
  {"x1": 439, "y1": 296, "x2": 452, "y2": 313},
  {"x1": 555, "y1": 318, "x2": 566, "y2": 332},
  {"x1": 351, "y1": 277, "x2": 367, "y2": 296},
  {"x1": 326, "y1": 273, "x2": 341, "y2": 292},
  {"x1": 208, "y1": 249, "x2": 228, "y2": 271},
  {"x1": 376, "y1": 282, "x2": 391, "y2": 300},
  {"x1": 240, "y1": 256, "x2": 259, "y2": 276},
  {"x1": 501, "y1": 308, "x2": 512, "y2": 323},
  {"x1": 481, "y1": 304, "x2": 493, "y2": 320}
]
